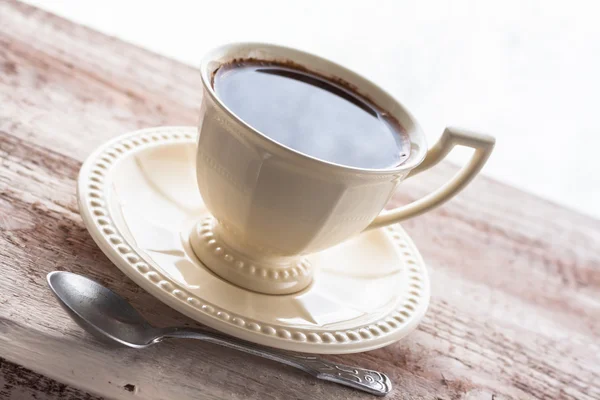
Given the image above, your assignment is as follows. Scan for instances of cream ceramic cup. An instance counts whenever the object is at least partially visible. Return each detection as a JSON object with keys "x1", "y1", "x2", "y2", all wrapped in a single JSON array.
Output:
[{"x1": 189, "y1": 43, "x2": 495, "y2": 295}]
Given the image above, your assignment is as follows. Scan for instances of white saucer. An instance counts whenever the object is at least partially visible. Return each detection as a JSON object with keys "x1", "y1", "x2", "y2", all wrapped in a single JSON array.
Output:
[{"x1": 78, "y1": 127, "x2": 430, "y2": 354}]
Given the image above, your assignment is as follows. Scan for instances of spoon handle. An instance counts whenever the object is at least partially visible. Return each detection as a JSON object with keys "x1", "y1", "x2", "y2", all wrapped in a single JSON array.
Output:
[{"x1": 161, "y1": 328, "x2": 391, "y2": 396}]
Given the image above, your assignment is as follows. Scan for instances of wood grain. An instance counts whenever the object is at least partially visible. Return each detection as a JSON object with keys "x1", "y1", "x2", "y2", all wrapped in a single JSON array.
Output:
[
  {"x1": 0, "y1": 357, "x2": 103, "y2": 400},
  {"x1": 1, "y1": 0, "x2": 599, "y2": 399}
]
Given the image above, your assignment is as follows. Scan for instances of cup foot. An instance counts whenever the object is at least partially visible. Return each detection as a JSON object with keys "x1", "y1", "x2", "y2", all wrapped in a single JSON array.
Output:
[{"x1": 189, "y1": 217, "x2": 313, "y2": 295}]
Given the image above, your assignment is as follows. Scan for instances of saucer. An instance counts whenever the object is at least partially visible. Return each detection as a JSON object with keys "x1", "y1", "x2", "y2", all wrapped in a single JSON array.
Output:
[{"x1": 78, "y1": 127, "x2": 430, "y2": 354}]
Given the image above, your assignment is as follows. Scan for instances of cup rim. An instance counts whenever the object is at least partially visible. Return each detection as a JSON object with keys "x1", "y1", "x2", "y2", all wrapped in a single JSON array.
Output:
[{"x1": 199, "y1": 42, "x2": 427, "y2": 175}]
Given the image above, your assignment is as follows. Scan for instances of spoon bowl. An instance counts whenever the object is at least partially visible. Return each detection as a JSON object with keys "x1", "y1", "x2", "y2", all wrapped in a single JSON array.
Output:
[{"x1": 47, "y1": 271, "x2": 159, "y2": 347}]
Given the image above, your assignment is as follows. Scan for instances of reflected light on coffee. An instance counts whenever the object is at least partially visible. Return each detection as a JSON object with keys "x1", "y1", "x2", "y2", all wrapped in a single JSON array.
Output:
[{"x1": 213, "y1": 61, "x2": 410, "y2": 170}]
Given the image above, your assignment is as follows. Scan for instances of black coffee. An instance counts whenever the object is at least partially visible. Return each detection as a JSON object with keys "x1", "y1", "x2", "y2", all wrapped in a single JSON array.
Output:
[{"x1": 213, "y1": 61, "x2": 410, "y2": 169}]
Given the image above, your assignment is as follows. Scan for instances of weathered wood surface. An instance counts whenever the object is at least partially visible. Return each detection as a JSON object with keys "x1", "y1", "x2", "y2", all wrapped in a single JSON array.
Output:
[{"x1": 1, "y1": 1, "x2": 599, "y2": 399}]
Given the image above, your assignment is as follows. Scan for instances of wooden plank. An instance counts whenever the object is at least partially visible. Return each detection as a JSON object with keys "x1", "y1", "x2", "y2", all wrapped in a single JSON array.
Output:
[{"x1": 0, "y1": 1, "x2": 599, "y2": 399}]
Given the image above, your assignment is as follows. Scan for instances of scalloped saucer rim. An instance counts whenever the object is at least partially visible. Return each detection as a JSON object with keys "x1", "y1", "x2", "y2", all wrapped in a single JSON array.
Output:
[{"x1": 77, "y1": 126, "x2": 430, "y2": 354}]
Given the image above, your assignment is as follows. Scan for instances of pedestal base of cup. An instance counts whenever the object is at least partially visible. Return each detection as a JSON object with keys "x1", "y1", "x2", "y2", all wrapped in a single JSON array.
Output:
[{"x1": 189, "y1": 216, "x2": 313, "y2": 295}]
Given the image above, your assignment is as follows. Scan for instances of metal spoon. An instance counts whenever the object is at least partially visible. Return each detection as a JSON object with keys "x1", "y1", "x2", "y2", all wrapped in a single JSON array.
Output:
[{"x1": 47, "y1": 271, "x2": 391, "y2": 396}]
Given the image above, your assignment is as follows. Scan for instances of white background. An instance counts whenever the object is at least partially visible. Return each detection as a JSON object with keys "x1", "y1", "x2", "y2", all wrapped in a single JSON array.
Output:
[{"x1": 24, "y1": 0, "x2": 600, "y2": 218}]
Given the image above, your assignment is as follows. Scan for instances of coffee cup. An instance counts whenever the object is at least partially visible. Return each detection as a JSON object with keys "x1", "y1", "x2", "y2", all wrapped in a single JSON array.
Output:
[{"x1": 189, "y1": 43, "x2": 495, "y2": 295}]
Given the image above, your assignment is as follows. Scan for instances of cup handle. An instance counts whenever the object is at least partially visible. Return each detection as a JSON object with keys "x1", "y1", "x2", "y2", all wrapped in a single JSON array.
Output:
[{"x1": 364, "y1": 127, "x2": 495, "y2": 231}]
